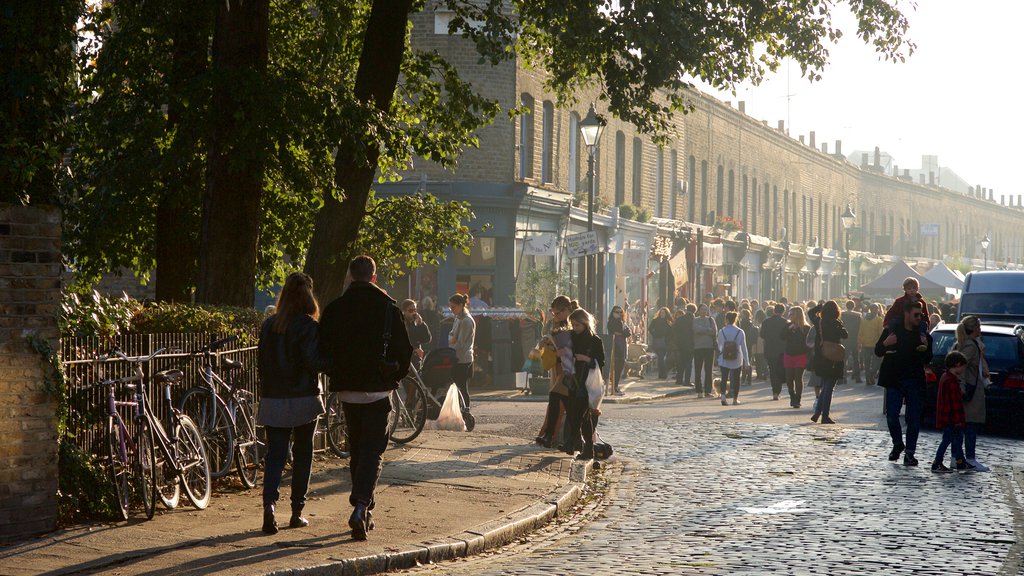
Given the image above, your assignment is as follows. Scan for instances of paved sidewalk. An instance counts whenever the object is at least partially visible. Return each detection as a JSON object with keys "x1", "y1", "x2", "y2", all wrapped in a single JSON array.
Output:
[
  {"x1": 0, "y1": 432, "x2": 586, "y2": 576},
  {"x1": 473, "y1": 374, "x2": 692, "y2": 404}
]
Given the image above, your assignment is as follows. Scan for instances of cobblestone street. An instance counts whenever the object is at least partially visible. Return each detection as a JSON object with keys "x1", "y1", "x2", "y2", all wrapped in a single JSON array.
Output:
[{"x1": 411, "y1": 386, "x2": 1024, "y2": 575}]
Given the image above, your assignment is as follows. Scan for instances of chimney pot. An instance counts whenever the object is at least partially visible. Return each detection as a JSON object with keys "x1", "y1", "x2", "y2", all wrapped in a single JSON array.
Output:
[
  {"x1": 874, "y1": 147, "x2": 881, "y2": 167},
  {"x1": 738, "y1": 101, "x2": 746, "y2": 113},
  {"x1": 778, "y1": 120, "x2": 785, "y2": 132},
  {"x1": 904, "y1": 169, "x2": 910, "y2": 177},
  {"x1": 919, "y1": 174, "x2": 925, "y2": 184},
  {"x1": 835, "y1": 140, "x2": 842, "y2": 156},
  {"x1": 799, "y1": 135, "x2": 805, "y2": 144},
  {"x1": 821, "y1": 142, "x2": 829, "y2": 154},
  {"x1": 929, "y1": 171, "x2": 935, "y2": 185},
  {"x1": 861, "y1": 153, "x2": 869, "y2": 167},
  {"x1": 809, "y1": 131, "x2": 816, "y2": 148}
]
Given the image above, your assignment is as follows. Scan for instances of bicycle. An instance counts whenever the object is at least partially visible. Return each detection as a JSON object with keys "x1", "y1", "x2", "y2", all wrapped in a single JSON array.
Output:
[
  {"x1": 178, "y1": 336, "x2": 262, "y2": 488},
  {"x1": 97, "y1": 348, "x2": 212, "y2": 515}
]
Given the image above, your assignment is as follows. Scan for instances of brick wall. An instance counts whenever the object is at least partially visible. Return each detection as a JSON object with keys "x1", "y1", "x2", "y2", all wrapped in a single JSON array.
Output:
[{"x1": 0, "y1": 203, "x2": 61, "y2": 539}]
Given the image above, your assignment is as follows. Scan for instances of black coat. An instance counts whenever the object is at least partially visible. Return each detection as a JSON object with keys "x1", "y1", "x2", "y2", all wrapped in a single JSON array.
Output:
[
  {"x1": 874, "y1": 323, "x2": 934, "y2": 387},
  {"x1": 258, "y1": 314, "x2": 326, "y2": 399},
  {"x1": 810, "y1": 305, "x2": 849, "y2": 379},
  {"x1": 674, "y1": 313, "x2": 695, "y2": 350},
  {"x1": 760, "y1": 314, "x2": 788, "y2": 357},
  {"x1": 570, "y1": 331, "x2": 605, "y2": 399},
  {"x1": 320, "y1": 281, "x2": 413, "y2": 393}
]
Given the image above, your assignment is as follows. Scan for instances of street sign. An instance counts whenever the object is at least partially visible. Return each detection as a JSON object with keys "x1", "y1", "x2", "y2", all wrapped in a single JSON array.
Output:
[
  {"x1": 565, "y1": 231, "x2": 600, "y2": 258},
  {"x1": 920, "y1": 223, "x2": 940, "y2": 238},
  {"x1": 522, "y1": 233, "x2": 558, "y2": 256}
]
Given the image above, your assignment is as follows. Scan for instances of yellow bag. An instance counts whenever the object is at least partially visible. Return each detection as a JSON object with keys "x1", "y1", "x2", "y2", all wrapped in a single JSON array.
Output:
[{"x1": 540, "y1": 344, "x2": 557, "y2": 371}]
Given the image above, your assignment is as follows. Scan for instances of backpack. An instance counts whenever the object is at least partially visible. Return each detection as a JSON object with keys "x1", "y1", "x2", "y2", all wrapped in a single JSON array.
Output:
[{"x1": 722, "y1": 329, "x2": 740, "y2": 361}]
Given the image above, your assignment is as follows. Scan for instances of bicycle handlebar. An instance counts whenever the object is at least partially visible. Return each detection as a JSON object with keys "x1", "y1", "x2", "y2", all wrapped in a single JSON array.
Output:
[
  {"x1": 95, "y1": 346, "x2": 171, "y2": 364},
  {"x1": 209, "y1": 335, "x2": 237, "y2": 351}
]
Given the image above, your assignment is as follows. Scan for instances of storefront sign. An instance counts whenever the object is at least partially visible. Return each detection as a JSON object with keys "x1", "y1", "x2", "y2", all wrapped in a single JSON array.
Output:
[
  {"x1": 565, "y1": 231, "x2": 600, "y2": 258},
  {"x1": 522, "y1": 233, "x2": 558, "y2": 256},
  {"x1": 669, "y1": 249, "x2": 689, "y2": 288},
  {"x1": 623, "y1": 249, "x2": 647, "y2": 275},
  {"x1": 702, "y1": 243, "x2": 724, "y2": 267},
  {"x1": 920, "y1": 223, "x2": 940, "y2": 237}
]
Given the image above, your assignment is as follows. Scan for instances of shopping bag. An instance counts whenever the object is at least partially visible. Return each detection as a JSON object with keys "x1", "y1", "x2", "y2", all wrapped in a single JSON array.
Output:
[
  {"x1": 540, "y1": 342, "x2": 557, "y2": 371},
  {"x1": 585, "y1": 367, "x2": 605, "y2": 410},
  {"x1": 434, "y1": 383, "x2": 467, "y2": 431},
  {"x1": 522, "y1": 355, "x2": 544, "y2": 376}
]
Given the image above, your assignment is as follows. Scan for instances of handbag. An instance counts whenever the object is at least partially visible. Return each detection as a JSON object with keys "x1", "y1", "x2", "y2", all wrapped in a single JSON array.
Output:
[
  {"x1": 821, "y1": 341, "x2": 845, "y2": 363},
  {"x1": 585, "y1": 365, "x2": 605, "y2": 410}
]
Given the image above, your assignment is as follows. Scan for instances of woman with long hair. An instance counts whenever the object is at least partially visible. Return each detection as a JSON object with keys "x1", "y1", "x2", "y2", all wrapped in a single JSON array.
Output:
[
  {"x1": 808, "y1": 300, "x2": 848, "y2": 424},
  {"x1": 606, "y1": 305, "x2": 630, "y2": 395},
  {"x1": 536, "y1": 296, "x2": 579, "y2": 449},
  {"x1": 257, "y1": 272, "x2": 327, "y2": 534},
  {"x1": 566, "y1": 308, "x2": 605, "y2": 459},
  {"x1": 783, "y1": 306, "x2": 810, "y2": 408},
  {"x1": 953, "y1": 315, "x2": 989, "y2": 471},
  {"x1": 692, "y1": 304, "x2": 718, "y2": 398},
  {"x1": 716, "y1": 311, "x2": 750, "y2": 405},
  {"x1": 448, "y1": 293, "x2": 476, "y2": 416},
  {"x1": 649, "y1": 307, "x2": 674, "y2": 379}
]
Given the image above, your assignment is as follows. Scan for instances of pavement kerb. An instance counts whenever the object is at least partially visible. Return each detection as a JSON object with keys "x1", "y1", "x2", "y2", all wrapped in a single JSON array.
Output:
[
  {"x1": 474, "y1": 385, "x2": 694, "y2": 405},
  {"x1": 271, "y1": 460, "x2": 593, "y2": 576}
]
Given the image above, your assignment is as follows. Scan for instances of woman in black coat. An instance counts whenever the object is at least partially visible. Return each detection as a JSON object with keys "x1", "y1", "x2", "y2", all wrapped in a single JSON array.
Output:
[
  {"x1": 566, "y1": 308, "x2": 605, "y2": 460},
  {"x1": 808, "y1": 300, "x2": 848, "y2": 424}
]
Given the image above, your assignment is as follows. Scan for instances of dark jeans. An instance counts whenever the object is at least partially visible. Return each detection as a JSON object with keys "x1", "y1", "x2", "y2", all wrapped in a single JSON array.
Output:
[
  {"x1": 846, "y1": 343, "x2": 862, "y2": 380},
  {"x1": 786, "y1": 367, "x2": 805, "y2": 406},
  {"x1": 653, "y1": 345, "x2": 669, "y2": 379},
  {"x1": 964, "y1": 422, "x2": 978, "y2": 460},
  {"x1": 935, "y1": 425, "x2": 964, "y2": 464},
  {"x1": 814, "y1": 376, "x2": 839, "y2": 419},
  {"x1": 720, "y1": 366, "x2": 741, "y2": 400},
  {"x1": 861, "y1": 347, "x2": 878, "y2": 385},
  {"x1": 693, "y1": 348, "x2": 715, "y2": 396},
  {"x1": 885, "y1": 380, "x2": 923, "y2": 456},
  {"x1": 342, "y1": 397, "x2": 392, "y2": 508},
  {"x1": 766, "y1": 353, "x2": 785, "y2": 396},
  {"x1": 263, "y1": 420, "x2": 317, "y2": 510},
  {"x1": 452, "y1": 362, "x2": 473, "y2": 409},
  {"x1": 675, "y1": 348, "x2": 693, "y2": 386},
  {"x1": 609, "y1": 344, "x2": 627, "y2": 390},
  {"x1": 541, "y1": 392, "x2": 569, "y2": 444},
  {"x1": 565, "y1": 393, "x2": 599, "y2": 454},
  {"x1": 754, "y1": 353, "x2": 766, "y2": 380}
]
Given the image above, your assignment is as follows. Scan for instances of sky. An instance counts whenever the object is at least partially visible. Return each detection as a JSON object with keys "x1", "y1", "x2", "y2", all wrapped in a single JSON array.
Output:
[{"x1": 694, "y1": 0, "x2": 1021, "y2": 203}]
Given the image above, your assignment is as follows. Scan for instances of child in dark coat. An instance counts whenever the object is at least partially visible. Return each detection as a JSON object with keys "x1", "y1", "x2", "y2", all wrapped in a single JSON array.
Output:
[{"x1": 932, "y1": 351, "x2": 973, "y2": 473}]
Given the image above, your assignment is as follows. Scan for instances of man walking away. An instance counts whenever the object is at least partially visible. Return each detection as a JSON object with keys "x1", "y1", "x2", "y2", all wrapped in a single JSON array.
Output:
[
  {"x1": 320, "y1": 256, "x2": 413, "y2": 541},
  {"x1": 875, "y1": 300, "x2": 933, "y2": 466},
  {"x1": 841, "y1": 301, "x2": 863, "y2": 382},
  {"x1": 760, "y1": 303, "x2": 788, "y2": 401}
]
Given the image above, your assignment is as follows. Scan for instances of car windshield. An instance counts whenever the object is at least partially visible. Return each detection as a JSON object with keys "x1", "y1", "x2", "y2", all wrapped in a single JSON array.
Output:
[
  {"x1": 932, "y1": 331, "x2": 1024, "y2": 373},
  {"x1": 960, "y1": 294, "x2": 1024, "y2": 318}
]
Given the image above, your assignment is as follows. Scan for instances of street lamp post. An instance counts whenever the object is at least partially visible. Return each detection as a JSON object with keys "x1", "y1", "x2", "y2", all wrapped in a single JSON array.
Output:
[
  {"x1": 578, "y1": 105, "x2": 605, "y2": 314},
  {"x1": 981, "y1": 234, "x2": 991, "y2": 271},
  {"x1": 841, "y1": 203, "x2": 857, "y2": 295}
]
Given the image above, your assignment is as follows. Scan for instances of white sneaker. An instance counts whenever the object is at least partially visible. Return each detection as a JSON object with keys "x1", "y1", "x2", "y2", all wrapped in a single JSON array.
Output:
[{"x1": 968, "y1": 459, "x2": 990, "y2": 472}]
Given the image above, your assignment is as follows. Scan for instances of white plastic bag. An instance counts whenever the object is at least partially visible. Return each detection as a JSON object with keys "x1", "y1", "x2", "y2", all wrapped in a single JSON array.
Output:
[
  {"x1": 586, "y1": 367, "x2": 605, "y2": 410},
  {"x1": 434, "y1": 383, "x2": 467, "y2": 431}
]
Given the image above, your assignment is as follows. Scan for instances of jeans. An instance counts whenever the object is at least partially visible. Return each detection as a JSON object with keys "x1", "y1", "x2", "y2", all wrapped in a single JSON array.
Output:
[
  {"x1": 885, "y1": 380, "x2": 923, "y2": 456},
  {"x1": 653, "y1": 345, "x2": 669, "y2": 379},
  {"x1": 693, "y1": 348, "x2": 715, "y2": 396},
  {"x1": 964, "y1": 422, "x2": 978, "y2": 460},
  {"x1": 452, "y1": 362, "x2": 473, "y2": 409},
  {"x1": 766, "y1": 353, "x2": 785, "y2": 397},
  {"x1": 786, "y1": 367, "x2": 805, "y2": 406},
  {"x1": 935, "y1": 425, "x2": 965, "y2": 464},
  {"x1": 565, "y1": 393, "x2": 599, "y2": 454},
  {"x1": 720, "y1": 366, "x2": 741, "y2": 400},
  {"x1": 814, "y1": 377, "x2": 839, "y2": 419},
  {"x1": 861, "y1": 347, "x2": 878, "y2": 384},
  {"x1": 609, "y1": 344, "x2": 627, "y2": 390},
  {"x1": 675, "y1": 348, "x2": 693, "y2": 387},
  {"x1": 342, "y1": 397, "x2": 392, "y2": 508},
  {"x1": 754, "y1": 353, "x2": 766, "y2": 380},
  {"x1": 263, "y1": 420, "x2": 317, "y2": 510},
  {"x1": 846, "y1": 344, "x2": 862, "y2": 380}
]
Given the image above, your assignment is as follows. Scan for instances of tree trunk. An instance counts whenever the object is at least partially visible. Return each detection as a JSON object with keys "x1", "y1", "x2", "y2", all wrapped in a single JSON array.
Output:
[
  {"x1": 197, "y1": 0, "x2": 270, "y2": 306},
  {"x1": 304, "y1": 0, "x2": 414, "y2": 304},
  {"x1": 155, "y1": 9, "x2": 210, "y2": 303}
]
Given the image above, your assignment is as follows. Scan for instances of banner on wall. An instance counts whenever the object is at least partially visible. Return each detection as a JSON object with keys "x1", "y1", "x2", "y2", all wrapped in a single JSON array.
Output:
[
  {"x1": 522, "y1": 233, "x2": 558, "y2": 256},
  {"x1": 702, "y1": 243, "x2": 724, "y2": 266},
  {"x1": 669, "y1": 250, "x2": 689, "y2": 288},
  {"x1": 623, "y1": 249, "x2": 647, "y2": 275}
]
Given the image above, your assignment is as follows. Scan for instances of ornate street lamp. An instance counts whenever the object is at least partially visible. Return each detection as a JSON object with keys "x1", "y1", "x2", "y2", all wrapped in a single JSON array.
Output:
[
  {"x1": 579, "y1": 105, "x2": 605, "y2": 313},
  {"x1": 841, "y1": 203, "x2": 856, "y2": 294},
  {"x1": 981, "y1": 233, "x2": 991, "y2": 271}
]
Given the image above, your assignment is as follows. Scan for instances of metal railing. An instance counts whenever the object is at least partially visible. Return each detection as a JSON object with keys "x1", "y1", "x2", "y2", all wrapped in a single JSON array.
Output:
[{"x1": 61, "y1": 332, "x2": 258, "y2": 455}]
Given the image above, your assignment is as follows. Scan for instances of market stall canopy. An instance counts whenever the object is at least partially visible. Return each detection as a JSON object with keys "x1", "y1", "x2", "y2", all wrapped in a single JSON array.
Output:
[
  {"x1": 858, "y1": 260, "x2": 946, "y2": 295},
  {"x1": 922, "y1": 262, "x2": 965, "y2": 290}
]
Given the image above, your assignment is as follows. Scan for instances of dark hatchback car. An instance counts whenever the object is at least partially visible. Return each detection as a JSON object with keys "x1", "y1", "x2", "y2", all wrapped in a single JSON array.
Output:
[{"x1": 922, "y1": 323, "x2": 1024, "y2": 436}]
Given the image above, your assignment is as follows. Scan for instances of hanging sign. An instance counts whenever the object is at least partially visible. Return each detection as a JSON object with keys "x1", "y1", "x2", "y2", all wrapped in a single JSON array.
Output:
[
  {"x1": 565, "y1": 231, "x2": 600, "y2": 258},
  {"x1": 522, "y1": 233, "x2": 558, "y2": 256},
  {"x1": 669, "y1": 249, "x2": 689, "y2": 288}
]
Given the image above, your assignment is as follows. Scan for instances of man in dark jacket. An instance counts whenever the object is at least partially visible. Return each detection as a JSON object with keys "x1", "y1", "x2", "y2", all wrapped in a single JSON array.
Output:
[
  {"x1": 673, "y1": 304, "x2": 696, "y2": 387},
  {"x1": 760, "y1": 303, "x2": 788, "y2": 400},
  {"x1": 320, "y1": 255, "x2": 413, "y2": 541},
  {"x1": 875, "y1": 300, "x2": 933, "y2": 467},
  {"x1": 401, "y1": 299, "x2": 432, "y2": 370},
  {"x1": 841, "y1": 301, "x2": 863, "y2": 382}
]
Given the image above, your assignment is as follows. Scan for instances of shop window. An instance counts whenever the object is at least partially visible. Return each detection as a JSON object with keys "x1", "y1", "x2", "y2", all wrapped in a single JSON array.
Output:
[
  {"x1": 452, "y1": 237, "x2": 497, "y2": 267},
  {"x1": 519, "y1": 94, "x2": 534, "y2": 179},
  {"x1": 455, "y1": 274, "x2": 494, "y2": 308},
  {"x1": 541, "y1": 101, "x2": 554, "y2": 183}
]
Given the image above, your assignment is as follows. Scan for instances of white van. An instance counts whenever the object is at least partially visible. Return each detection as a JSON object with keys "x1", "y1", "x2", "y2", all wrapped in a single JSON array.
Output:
[{"x1": 958, "y1": 271, "x2": 1024, "y2": 323}]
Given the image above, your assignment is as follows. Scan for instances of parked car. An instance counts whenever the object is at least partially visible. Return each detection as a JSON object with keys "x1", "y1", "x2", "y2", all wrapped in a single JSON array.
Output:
[
  {"x1": 958, "y1": 270, "x2": 1024, "y2": 324},
  {"x1": 923, "y1": 322, "x2": 1024, "y2": 436}
]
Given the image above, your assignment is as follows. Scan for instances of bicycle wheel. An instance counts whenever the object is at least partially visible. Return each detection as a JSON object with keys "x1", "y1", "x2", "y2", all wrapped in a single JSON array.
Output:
[
  {"x1": 325, "y1": 392, "x2": 349, "y2": 458},
  {"x1": 135, "y1": 419, "x2": 157, "y2": 520},
  {"x1": 151, "y1": 417, "x2": 180, "y2": 509},
  {"x1": 390, "y1": 380, "x2": 427, "y2": 444},
  {"x1": 176, "y1": 415, "x2": 212, "y2": 510},
  {"x1": 233, "y1": 398, "x2": 261, "y2": 489},
  {"x1": 179, "y1": 387, "x2": 234, "y2": 478},
  {"x1": 106, "y1": 416, "x2": 130, "y2": 520}
]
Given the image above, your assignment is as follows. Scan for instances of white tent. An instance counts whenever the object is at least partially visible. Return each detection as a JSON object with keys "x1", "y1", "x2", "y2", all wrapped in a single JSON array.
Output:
[
  {"x1": 858, "y1": 260, "x2": 947, "y2": 295},
  {"x1": 923, "y1": 262, "x2": 965, "y2": 297}
]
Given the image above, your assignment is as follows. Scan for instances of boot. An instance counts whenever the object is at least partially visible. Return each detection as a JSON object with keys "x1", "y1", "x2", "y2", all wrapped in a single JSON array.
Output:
[
  {"x1": 262, "y1": 504, "x2": 278, "y2": 535},
  {"x1": 289, "y1": 505, "x2": 309, "y2": 529},
  {"x1": 349, "y1": 503, "x2": 369, "y2": 541}
]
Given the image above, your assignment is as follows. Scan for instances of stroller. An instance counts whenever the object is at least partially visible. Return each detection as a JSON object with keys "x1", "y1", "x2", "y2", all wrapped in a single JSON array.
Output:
[
  {"x1": 625, "y1": 341, "x2": 652, "y2": 378},
  {"x1": 416, "y1": 347, "x2": 476, "y2": 431}
]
